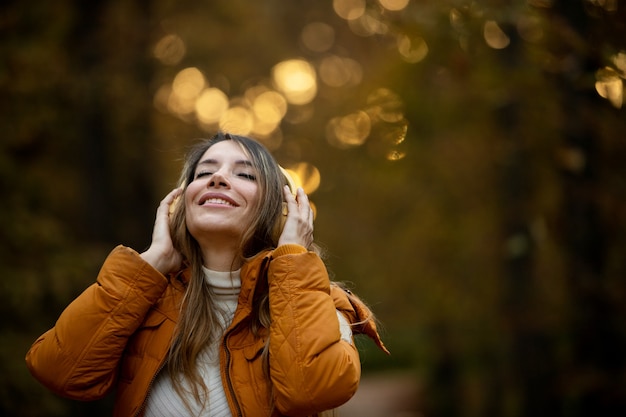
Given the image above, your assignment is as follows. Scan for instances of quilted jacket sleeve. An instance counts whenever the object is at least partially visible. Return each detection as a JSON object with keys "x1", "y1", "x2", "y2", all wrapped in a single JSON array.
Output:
[
  {"x1": 267, "y1": 244, "x2": 361, "y2": 416},
  {"x1": 25, "y1": 245, "x2": 169, "y2": 400}
]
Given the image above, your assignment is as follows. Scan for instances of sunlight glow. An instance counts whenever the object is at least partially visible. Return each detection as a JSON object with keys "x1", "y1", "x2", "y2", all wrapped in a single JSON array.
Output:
[
  {"x1": 301, "y1": 22, "x2": 335, "y2": 53},
  {"x1": 595, "y1": 67, "x2": 623, "y2": 109},
  {"x1": 319, "y1": 55, "x2": 363, "y2": 87},
  {"x1": 326, "y1": 111, "x2": 371, "y2": 148},
  {"x1": 348, "y1": 13, "x2": 388, "y2": 37},
  {"x1": 378, "y1": 0, "x2": 410, "y2": 12},
  {"x1": 397, "y1": 35, "x2": 428, "y2": 63},
  {"x1": 367, "y1": 88, "x2": 405, "y2": 123},
  {"x1": 153, "y1": 34, "x2": 186, "y2": 65},
  {"x1": 251, "y1": 91, "x2": 287, "y2": 136},
  {"x1": 165, "y1": 67, "x2": 206, "y2": 116},
  {"x1": 172, "y1": 67, "x2": 205, "y2": 100},
  {"x1": 195, "y1": 88, "x2": 229, "y2": 125},
  {"x1": 333, "y1": 0, "x2": 366, "y2": 20},
  {"x1": 613, "y1": 51, "x2": 626, "y2": 76},
  {"x1": 484, "y1": 21, "x2": 510, "y2": 50},
  {"x1": 286, "y1": 162, "x2": 321, "y2": 194},
  {"x1": 449, "y1": 8, "x2": 464, "y2": 31},
  {"x1": 387, "y1": 149, "x2": 406, "y2": 161},
  {"x1": 272, "y1": 59, "x2": 318, "y2": 105},
  {"x1": 153, "y1": 84, "x2": 172, "y2": 114},
  {"x1": 219, "y1": 106, "x2": 254, "y2": 135},
  {"x1": 383, "y1": 120, "x2": 409, "y2": 145}
]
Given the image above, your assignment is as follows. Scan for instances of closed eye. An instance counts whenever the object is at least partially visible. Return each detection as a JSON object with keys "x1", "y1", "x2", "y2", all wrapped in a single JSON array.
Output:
[
  {"x1": 195, "y1": 171, "x2": 213, "y2": 179},
  {"x1": 238, "y1": 173, "x2": 257, "y2": 180}
]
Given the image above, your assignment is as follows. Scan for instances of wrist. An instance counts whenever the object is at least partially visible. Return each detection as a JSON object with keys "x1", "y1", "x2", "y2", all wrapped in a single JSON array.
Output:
[{"x1": 140, "y1": 247, "x2": 172, "y2": 275}]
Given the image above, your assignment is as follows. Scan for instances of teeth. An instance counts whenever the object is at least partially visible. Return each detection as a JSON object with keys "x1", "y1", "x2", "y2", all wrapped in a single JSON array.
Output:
[{"x1": 204, "y1": 198, "x2": 234, "y2": 206}]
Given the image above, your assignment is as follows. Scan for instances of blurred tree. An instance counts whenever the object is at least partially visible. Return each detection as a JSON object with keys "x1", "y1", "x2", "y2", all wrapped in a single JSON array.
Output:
[{"x1": 545, "y1": 2, "x2": 626, "y2": 416}]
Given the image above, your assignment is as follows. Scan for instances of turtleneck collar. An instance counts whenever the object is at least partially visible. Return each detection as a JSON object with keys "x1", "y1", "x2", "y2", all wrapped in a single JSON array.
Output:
[{"x1": 201, "y1": 266, "x2": 241, "y2": 296}]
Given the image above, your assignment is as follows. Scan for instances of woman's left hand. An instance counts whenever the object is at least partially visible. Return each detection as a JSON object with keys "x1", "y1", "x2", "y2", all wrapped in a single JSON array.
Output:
[{"x1": 277, "y1": 186, "x2": 314, "y2": 249}]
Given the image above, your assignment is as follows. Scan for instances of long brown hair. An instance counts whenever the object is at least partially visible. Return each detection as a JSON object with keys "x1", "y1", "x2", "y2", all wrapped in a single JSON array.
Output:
[{"x1": 166, "y1": 133, "x2": 287, "y2": 409}]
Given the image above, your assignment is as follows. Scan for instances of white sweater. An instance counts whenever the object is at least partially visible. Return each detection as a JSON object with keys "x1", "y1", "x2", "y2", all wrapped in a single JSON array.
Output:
[
  {"x1": 144, "y1": 267, "x2": 240, "y2": 417},
  {"x1": 144, "y1": 268, "x2": 353, "y2": 416}
]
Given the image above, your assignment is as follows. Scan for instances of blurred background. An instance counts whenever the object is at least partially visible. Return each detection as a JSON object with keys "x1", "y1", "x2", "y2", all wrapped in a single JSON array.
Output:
[{"x1": 2, "y1": 0, "x2": 626, "y2": 416}]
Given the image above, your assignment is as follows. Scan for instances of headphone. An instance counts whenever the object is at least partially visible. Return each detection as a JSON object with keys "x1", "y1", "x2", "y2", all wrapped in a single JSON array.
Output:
[{"x1": 271, "y1": 166, "x2": 298, "y2": 243}]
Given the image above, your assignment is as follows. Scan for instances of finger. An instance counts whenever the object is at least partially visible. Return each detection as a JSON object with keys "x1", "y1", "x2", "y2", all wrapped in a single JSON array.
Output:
[
  {"x1": 164, "y1": 187, "x2": 183, "y2": 204},
  {"x1": 295, "y1": 188, "x2": 311, "y2": 215},
  {"x1": 162, "y1": 187, "x2": 183, "y2": 215},
  {"x1": 283, "y1": 185, "x2": 298, "y2": 211}
]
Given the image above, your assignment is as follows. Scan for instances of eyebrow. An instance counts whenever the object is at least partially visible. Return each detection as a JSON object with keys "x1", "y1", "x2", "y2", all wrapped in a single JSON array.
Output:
[{"x1": 197, "y1": 159, "x2": 254, "y2": 168}]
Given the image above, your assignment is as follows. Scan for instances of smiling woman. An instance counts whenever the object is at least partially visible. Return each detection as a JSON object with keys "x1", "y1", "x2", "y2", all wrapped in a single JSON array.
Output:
[
  {"x1": 25, "y1": 132, "x2": 388, "y2": 417},
  {"x1": 183, "y1": 141, "x2": 262, "y2": 254}
]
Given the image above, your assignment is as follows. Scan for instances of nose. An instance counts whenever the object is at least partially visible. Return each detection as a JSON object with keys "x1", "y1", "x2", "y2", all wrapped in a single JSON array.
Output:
[{"x1": 208, "y1": 170, "x2": 230, "y2": 189}]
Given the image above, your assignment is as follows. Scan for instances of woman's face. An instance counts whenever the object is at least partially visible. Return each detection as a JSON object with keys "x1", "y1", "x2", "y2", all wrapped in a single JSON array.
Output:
[{"x1": 184, "y1": 140, "x2": 261, "y2": 244}]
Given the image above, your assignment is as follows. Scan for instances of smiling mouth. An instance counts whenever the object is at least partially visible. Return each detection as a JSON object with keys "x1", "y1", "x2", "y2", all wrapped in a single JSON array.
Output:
[{"x1": 200, "y1": 197, "x2": 236, "y2": 207}]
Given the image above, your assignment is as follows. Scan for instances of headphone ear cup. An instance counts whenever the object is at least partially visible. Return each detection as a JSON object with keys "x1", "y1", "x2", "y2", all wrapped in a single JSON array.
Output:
[
  {"x1": 169, "y1": 195, "x2": 181, "y2": 216},
  {"x1": 274, "y1": 166, "x2": 297, "y2": 244},
  {"x1": 271, "y1": 202, "x2": 288, "y2": 243}
]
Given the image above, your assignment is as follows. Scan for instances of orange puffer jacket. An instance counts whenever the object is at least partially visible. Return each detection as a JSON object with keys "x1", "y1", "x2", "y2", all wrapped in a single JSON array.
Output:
[{"x1": 26, "y1": 244, "x2": 387, "y2": 417}]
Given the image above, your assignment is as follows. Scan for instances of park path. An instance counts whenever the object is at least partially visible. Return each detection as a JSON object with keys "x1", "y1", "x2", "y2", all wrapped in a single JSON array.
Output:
[{"x1": 338, "y1": 372, "x2": 421, "y2": 417}]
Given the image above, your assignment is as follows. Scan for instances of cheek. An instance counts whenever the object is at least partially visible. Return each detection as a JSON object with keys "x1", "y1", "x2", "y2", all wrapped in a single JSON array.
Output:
[
  {"x1": 243, "y1": 189, "x2": 261, "y2": 216},
  {"x1": 182, "y1": 185, "x2": 202, "y2": 230},
  {"x1": 184, "y1": 181, "x2": 201, "y2": 204}
]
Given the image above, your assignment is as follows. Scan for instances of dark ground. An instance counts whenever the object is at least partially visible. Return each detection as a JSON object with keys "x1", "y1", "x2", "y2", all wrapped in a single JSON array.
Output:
[{"x1": 339, "y1": 372, "x2": 421, "y2": 417}]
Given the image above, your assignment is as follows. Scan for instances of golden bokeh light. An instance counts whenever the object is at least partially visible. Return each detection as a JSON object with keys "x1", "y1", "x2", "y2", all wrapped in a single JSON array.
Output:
[
  {"x1": 366, "y1": 88, "x2": 405, "y2": 123},
  {"x1": 153, "y1": 84, "x2": 172, "y2": 114},
  {"x1": 613, "y1": 51, "x2": 626, "y2": 75},
  {"x1": 195, "y1": 88, "x2": 229, "y2": 125},
  {"x1": 383, "y1": 120, "x2": 409, "y2": 145},
  {"x1": 595, "y1": 67, "x2": 623, "y2": 109},
  {"x1": 326, "y1": 111, "x2": 371, "y2": 149},
  {"x1": 172, "y1": 67, "x2": 205, "y2": 100},
  {"x1": 483, "y1": 21, "x2": 510, "y2": 49},
  {"x1": 272, "y1": 59, "x2": 318, "y2": 105},
  {"x1": 219, "y1": 106, "x2": 254, "y2": 135},
  {"x1": 387, "y1": 149, "x2": 407, "y2": 161},
  {"x1": 348, "y1": 13, "x2": 388, "y2": 37},
  {"x1": 252, "y1": 91, "x2": 287, "y2": 125},
  {"x1": 397, "y1": 35, "x2": 428, "y2": 63},
  {"x1": 153, "y1": 34, "x2": 186, "y2": 65},
  {"x1": 449, "y1": 8, "x2": 464, "y2": 31},
  {"x1": 301, "y1": 22, "x2": 335, "y2": 53},
  {"x1": 165, "y1": 67, "x2": 206, "y2": 116},
  {"x1": 319, "y1": 55, "x2": 363, "y2": 87},
  {"x1": 285, "y1": 162, "x2": 321, "y2": 195},
  {"x1": 333, "y1": 0, "x2": 366, "y2": 21},
  {"x1": 167, "y1": 89, "x2": 196, "y2": 116},
  {"x1": 378, "y1": 0, "x2": 410, "y2": 12}
]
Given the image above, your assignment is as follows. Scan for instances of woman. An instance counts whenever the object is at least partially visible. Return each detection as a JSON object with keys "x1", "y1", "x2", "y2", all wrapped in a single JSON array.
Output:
[{"x1": 26, "y1": 132, "x2": 387, "y2": 417}]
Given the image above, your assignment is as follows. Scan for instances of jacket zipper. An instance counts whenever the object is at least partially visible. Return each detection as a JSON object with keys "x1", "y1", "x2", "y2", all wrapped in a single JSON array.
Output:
[
  {"x1": 223, "y1": 327, "x2": 243, "y2": 417},
  {"x1": 221, "y1": 254, "x2": 269, "y2": 417},
  {"x1": 133, "y1": 356, "x2": 167, "y2": 417}
]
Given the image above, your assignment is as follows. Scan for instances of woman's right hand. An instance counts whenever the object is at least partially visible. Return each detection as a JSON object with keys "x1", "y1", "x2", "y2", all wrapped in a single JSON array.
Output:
[{"x1": 140, "y1": 188, "x2": 183, "y2": 275}]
